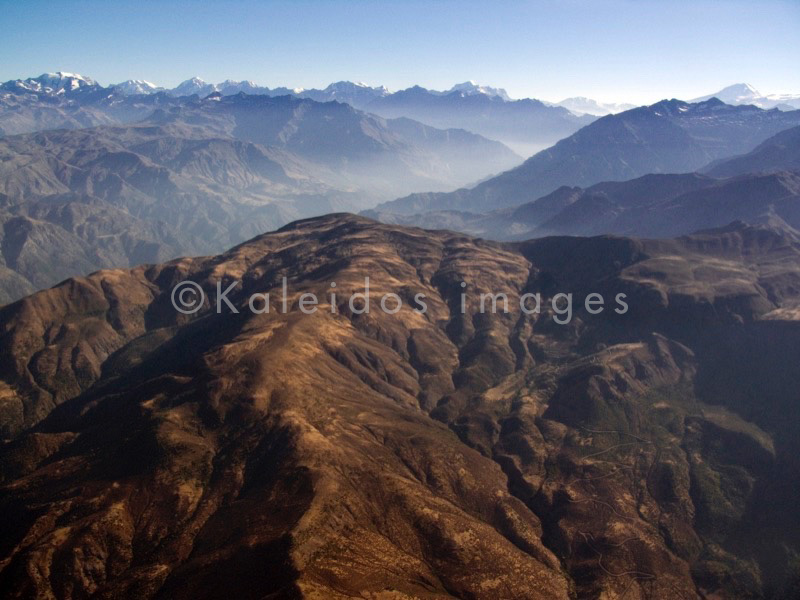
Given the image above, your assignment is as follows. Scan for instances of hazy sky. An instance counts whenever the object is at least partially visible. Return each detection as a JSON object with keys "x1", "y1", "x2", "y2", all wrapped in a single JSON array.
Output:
[{"x1": 2, "y1": 0, "x2": 798, "y2": 104}]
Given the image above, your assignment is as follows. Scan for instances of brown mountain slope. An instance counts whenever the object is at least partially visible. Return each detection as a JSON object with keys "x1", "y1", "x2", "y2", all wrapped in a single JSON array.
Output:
[{"x1": 1, "y1": 215, "x2": 799, "y2": 599}]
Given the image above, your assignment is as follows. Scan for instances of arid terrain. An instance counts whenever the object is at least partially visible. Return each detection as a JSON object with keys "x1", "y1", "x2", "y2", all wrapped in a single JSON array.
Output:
[{"x1": 1, "y1": 214, "x2": 799, "y2": 599}]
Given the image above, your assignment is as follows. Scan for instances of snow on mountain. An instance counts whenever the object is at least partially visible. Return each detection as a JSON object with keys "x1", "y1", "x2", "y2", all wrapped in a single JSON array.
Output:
[
  {"x1": 3, "y1": 72, "x2": 100, "y2": 95},
  {"x1": 217, "y1": 80, "x2": 272, "y2": 95},
  {"x1": 551, "y1": 97, "x2": 636, "y2": 116},
  {"x1": 112, "y1": 79, "x2": 164, "y2": 95},
  {"x1": 447, "y1": 81, "x2": 511, "y2": 101},
  {"x1": 321, "y1": 81, "x2": 390, "y2": 96},
  {"x1": 170, "y1": 77, "x2": 218, "y2": 97},
  {"x1": 36, "y1": 72, "x2": 97, "y2": 91},
  {"x1": 692, "y1": 83, "x2": 800, "y2": 111}
]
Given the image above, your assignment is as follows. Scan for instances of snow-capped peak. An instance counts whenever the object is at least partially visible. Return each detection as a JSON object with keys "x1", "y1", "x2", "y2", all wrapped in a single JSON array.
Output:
[
  {"x1": 318, "y1": 81, "x2": 390, "y2": 99},
  {"x1": 170, "y1": 77, "x2": 218, "y2": 97},
  {"x1": 696, "y1": 83, "x2": 761, "y2": 104},
  {"x1": 553, "y1": 97, "x2": 637, "y2": 116},
  {"x1": 724, "y1": 83, "x2": 760, "y2": 96},
  {"x1": 325, "y1": 81, "x2": 369, "y2": 91},
  {"x1": 112, "y1": 79, "x2": 164, "y2": 95},
  {"x1": 447, "y1": 81, "x2": 511, "y2": 101},
  {"x1": 691, "y1": 83, "x2": 800, "y2": 111},
  {"x1": 23, "y1": 72, "x2": 99, "y2": 93}
]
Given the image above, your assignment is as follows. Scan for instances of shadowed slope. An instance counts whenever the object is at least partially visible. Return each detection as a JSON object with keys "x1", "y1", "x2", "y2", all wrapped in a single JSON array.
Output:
[{"x1": 1, "y1": 215, "x2": 799, "y2": 598}]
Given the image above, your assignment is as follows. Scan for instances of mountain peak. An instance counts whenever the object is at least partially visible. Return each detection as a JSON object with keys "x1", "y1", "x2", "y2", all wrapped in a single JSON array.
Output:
[
  {"x1": 555, "y1": 97, "x2": 637, "y2": 116},
  {"x1": 112, "y1": 79, "x2": 164, "y2": 94},
  {"x1": 447, "y1": 81, "x2": 511, "y2": 101},
  {"x1": 719, "y1": 82, "x2": 760, "y2": 96},
  {"x1": 171, "y1": 77, "x2": 217, "y2": 96},
  {"x1": 30, "y1": 71, "x2": 98, "y2": 92},
  {"x1": 689, "y1": 83, "x2": 800, "y2": 110}
]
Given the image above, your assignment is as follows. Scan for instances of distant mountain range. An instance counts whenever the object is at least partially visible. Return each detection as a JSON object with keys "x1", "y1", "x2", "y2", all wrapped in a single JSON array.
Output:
[
  {"x1": 367, "y1": 124, "x2": 800, "y2": 241},
  {"x1": 546, "y1": 97, "x2": 637, "y2": 116},
  {"x1": 693, "y1": 83, "x2": 800, "y2": 111},
  {"x1": 704, "y1": 123, "x2": 800, "y2": 178},
  {"x1": 373, "y1": 98, "x2": 800, "y2": 216},
  {"x1": 0, "y1": 90, "x2": 521, "y2": 303},
  {"x1": 0, "y1": 74, "x2": 594, "y2": 154},
  {"x1": 4, "y1": 72, "x2": 800, "y2": 305},
  {"x1": 0, "y1": 74, "x2": 520, "y2": 196},
  {"x1": 357, "y1": 87, "x2": 593, "y2": 156},
  {"x1": 8, "y1": 74, "x2": 798, "y2": 159}
]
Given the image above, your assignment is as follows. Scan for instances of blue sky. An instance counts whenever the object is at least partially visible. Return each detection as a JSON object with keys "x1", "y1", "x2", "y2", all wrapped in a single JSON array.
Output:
[{"x1": 1, "y1": 0, "x2": 798, "y2": 104}]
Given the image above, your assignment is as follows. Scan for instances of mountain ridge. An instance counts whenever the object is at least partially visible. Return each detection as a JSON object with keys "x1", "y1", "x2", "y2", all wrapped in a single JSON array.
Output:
[
  {"x1": 693, "y1": 82, "x2": 800, "y2": 111},
  {"x1": 0, "y1": 96, "x2": 520, "y2": 304},
  {"x1": 373, "y1": 98, "x2": 800, "y2": 216},
  {"x1": 1, "y1": 214, "x2": 800, "y2": 598},
  {"x1": 0, "y1": 73, "x2": 595, "y2": 153}
]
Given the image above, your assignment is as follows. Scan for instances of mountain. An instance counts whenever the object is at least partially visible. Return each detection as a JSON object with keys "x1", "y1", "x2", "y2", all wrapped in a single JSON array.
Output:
[
  {"x1": 374, "y1": 98, "x2": 800, "y2": 215},
  {"x1": 121, "y1": 77, "x2": 512, "y2": 107},
  {"x1": 112, "y1": 79, "x2": 165, "y2": 95},
  {"x1": 145, "y1": 93, "x2": 520, "y2": 196},
  {"x1": 448, "y1": 80, "x2": 512, "y2": 100},
  {"x1": 0, "y1": 72, "x2": 121, "y2": 136},
  {"x1": 105, "y1": 77, "x2": 587, "y2": 154},
  {"x1": 530, "y1": 171, "x2": 800, "y2": 238},
  {"x1": 169, "y1": 76, "x2": 219, "y2": 97},
  {"x1": 366, "y1": 171, "x2": 800, "y2": 240},
  {"x1": 0, "y1": 73, "x2": 594, "y2": 156},
  {"x1": 293, "y1": 80, "x2": 391, "y2": 106},
  {"x1": 0, "y1": 76, "x2": 521, "y2": 197},
  {"x1": 369, "y1": 123, "x2": 800, "y2": 240},
  {"x1": 127, "y1": 78, "x2": 508, "y2": 103},
  {"x1": 0, "y1": 122, "x2": 338, "y2": 304},
  {"x1": 693, "y1": 83, "x2": 800, "y2": 111},
  {"x1": 704, "y1": 124, "x2": 800, "y2": 178},
  {"x1": 1, "y1": 72, "x2": 101, "y2": 96},
  {"x1": 551, "y1": 96, "x2": 636, "y2": 116},
  {"x1": 361, "y1": 87, "x2": 594, "y2": 156},
  {"x1": 167, "y1": 78, "x2": 277, "y2": 97},
  {"x1": 1, "y1": 214, "x2": 800, "y2": 598},
  {"x1": 0, "y1": 94, "x2": 520, "y2": 304},
  {"x1": 0, "y1": 75, "x2": 185, "y2": 137},
  {"x1": 0, "y1": 78, "x2": 521, "y2": 193},
  {"x1": 169, "y1": 79, "x2": 587, "y2": 155}
]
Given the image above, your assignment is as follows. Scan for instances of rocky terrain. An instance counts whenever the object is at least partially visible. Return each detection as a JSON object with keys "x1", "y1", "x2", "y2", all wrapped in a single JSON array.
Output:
[
  {"x1": 0, "y1": 93, "x2": 520, "y2": 305},
  {"x1": 1, "y1": 214, "x2": 799, "y2": 598}
]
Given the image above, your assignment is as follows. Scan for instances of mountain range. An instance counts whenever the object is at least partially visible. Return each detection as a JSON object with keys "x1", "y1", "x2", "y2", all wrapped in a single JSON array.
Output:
[
  {"x1": 546, "y1": 96, "x2": 637, "y2": 116},
  {"x1": 0, "y1": 92, "x2": 520, "y2": 304},
  {"x1": 1, "y1": 214, "x2": 799, "y2": 598},
  {"x1": 1, "y1": 74, "x2": 595, "y2": 154},
  {"x1": 2, "y1": 66, "x2": 800, "y2": 600},
  {"x1": 693, "y1": 83, "x2": 800, "y2": 111},
  {"x1": 373, "y1": 98, "x2": 800, "y2": 216},
  {"x1": 368, "y1": 124, "x2": 800, "y2": 242}
]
